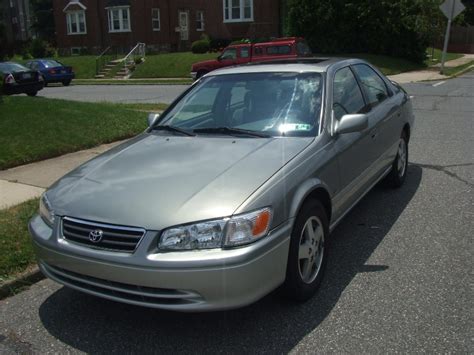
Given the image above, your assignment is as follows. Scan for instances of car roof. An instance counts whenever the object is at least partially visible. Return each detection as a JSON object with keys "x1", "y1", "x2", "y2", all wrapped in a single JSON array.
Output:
[{"x1": 208, "y1": 57, "x2": 362, "y2": 76}]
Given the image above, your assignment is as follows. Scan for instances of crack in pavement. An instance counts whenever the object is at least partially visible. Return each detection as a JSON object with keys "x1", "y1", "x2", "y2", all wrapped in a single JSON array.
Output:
[{"x1": 411, "y1": 162, "x2": 474, "y2": 187}]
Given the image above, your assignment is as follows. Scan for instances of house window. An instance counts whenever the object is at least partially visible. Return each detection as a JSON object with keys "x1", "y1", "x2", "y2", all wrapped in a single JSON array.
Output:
[
  {"x1": 66, "y1": 11, "x2": 87, "y2": 35},
  {"x1": 107, "y1": 7, "x2": 131, "y2": 33},
  {"x1": 152, "y1": 8, "x2": 160, "y2": 31},
  {"x1": 223, "y1": 0, "x2": 253, "y2": 22},
  {"x1": 196, "y1": 11, "x2": 204, "y2": 31}
]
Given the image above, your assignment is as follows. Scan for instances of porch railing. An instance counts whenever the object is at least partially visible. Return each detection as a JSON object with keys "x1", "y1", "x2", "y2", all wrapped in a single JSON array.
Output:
[
  {"x1": 95, "y1": 46, "x2": 118, "y2": 76},
  {"x1": 122, "y1": 42, "x2": 146, "y2": 70}
]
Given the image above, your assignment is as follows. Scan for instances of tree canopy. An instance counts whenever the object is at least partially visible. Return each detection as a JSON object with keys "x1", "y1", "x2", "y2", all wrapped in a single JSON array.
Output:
[
  {"x1": 286, "y1": 0, "x2": 446, "y2": 63},
  {"x1": 30, "y1": 0, "x2": 55, "y2": 42}
]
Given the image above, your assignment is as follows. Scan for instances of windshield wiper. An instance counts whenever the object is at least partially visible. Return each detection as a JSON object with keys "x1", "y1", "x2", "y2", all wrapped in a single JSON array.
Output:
[
  {"x1": 152, "y1": 125, "x2": 195, "y2": 137},
  {"x1": 193, "y1": 127, "x2": 271, "y2": 138}
]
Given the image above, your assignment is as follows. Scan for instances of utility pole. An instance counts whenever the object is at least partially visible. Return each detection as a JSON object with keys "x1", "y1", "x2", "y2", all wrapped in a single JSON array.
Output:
[{"x1": 439, "y1": 0, "x2": 465, "y2": 74}]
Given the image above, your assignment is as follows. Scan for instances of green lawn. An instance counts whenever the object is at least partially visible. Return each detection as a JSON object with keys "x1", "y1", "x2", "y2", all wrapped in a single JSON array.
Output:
[
  {"x1": 0, "y1": 199, "x2": 38, "y2": 281},
  {"x1": 443, "y1": 60, "x2": 474, "y2": 76},
  {"x1": 132, "y1": 52, "x2": 218, "y2": 78},
  {"x1": 0, "y1": 96, "x2": 154, "y2": 170},
  {"x1": 425, "y1": 48, "x2": 463, "y2": 65}
]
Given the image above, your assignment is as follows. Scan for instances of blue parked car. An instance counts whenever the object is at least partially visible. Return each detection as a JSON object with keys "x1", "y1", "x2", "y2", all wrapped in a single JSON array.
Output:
[{"x1": 25, "y1": 59, "x2": 75, "y2": 86}]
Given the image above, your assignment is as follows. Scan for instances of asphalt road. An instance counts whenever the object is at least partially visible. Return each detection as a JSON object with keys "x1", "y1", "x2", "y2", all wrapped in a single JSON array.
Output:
[
  {"x1": 1, "y1": 73, "x2": 473, "y2": 354},
  {"x1": 37, "y1": 84, "x2": 188, "y2": 104}
]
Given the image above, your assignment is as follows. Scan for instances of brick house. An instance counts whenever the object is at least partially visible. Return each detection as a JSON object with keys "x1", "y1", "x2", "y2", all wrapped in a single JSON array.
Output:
[{"x1": 53, "y1": 0, "x2": 282, "y2": 55}]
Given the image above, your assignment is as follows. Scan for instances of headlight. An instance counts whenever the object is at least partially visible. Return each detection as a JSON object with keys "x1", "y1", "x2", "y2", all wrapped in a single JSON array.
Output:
[
  {"x1": 39, "y1": 193, "x2": 55, "y2": 227},
  {"x1": 159, "y1": 207, "x2": 272, "y2": 251}
]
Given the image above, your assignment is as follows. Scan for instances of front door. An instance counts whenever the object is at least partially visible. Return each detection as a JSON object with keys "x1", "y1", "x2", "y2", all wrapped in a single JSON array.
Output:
[
  {"x1": 331, "y1": 66, "x2": 375, "y2": 221},
  {"x1": 179, "y1": 11, "x2": 189, "y2": 41}
]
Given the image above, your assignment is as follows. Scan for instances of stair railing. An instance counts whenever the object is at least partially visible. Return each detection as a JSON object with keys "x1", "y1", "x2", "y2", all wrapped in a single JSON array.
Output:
[
  {"x1": 122, "y1": 43, "x2": 146, "y2": 72},
  {"x1": 95, "y1": 46, "x2": 118, "y2": 76}
]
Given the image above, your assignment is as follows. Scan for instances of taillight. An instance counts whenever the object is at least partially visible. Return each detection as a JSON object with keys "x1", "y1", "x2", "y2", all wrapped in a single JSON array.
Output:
[{"x1": 5, "y1": 74, "x2": 15, "y2": 84}]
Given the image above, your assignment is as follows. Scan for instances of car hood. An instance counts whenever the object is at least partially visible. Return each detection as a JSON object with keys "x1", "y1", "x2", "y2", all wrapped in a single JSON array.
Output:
[
  {"x1": 47, "y1": 133, "x2": 312, "y2": 230},
  {"x1": 192, "y1": 59, "x2": 219, "y2": 69}
]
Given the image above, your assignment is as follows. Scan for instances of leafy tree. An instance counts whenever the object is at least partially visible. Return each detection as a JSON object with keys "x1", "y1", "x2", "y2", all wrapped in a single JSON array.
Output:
[
  {"x1": 0, "y1": 8, "x2": 6, "y2": 60},
  {"x1": 30, "y1": 0, "x2": 55, "y2": 43},
  {"x1": 287, "y1": 0, "x2": 443, "y2": 63}
]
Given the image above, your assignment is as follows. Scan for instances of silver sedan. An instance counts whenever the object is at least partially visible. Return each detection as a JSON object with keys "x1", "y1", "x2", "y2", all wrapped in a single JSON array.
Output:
[{"x1": 29, "y1": 58, "x2": 414, "y2": 311}]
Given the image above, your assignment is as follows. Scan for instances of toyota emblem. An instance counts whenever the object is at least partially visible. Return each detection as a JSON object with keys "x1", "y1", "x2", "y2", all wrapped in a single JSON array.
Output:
[{"x1": 89, "y1": 229, "x2": 103, "y2": 243}]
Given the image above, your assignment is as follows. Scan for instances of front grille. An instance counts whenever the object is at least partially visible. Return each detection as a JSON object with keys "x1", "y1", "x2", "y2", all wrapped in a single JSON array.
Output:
[
  {"x1": 62, "y1": 217, "x2": 145, "y2": 252},
  {"x1": 41, "y1": 263, "x2": 203, "y2": 307}
]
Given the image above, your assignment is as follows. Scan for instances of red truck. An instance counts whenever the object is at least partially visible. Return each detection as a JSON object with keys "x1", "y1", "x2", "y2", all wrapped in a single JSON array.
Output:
[{"x1": 191, "y1": 37, "x2": 311, "y2": 80}]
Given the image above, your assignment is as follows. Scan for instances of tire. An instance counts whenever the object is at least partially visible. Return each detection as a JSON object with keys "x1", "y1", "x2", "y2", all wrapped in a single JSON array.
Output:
[
  {"x1": 27, "y1": 91, "x2": 38, "y2": 97},
  {"x1": 385, "y1": 131, "x2": 408, "y2": 188},
  {"x1": 62, "y1": 80, "x2": 71, "y2": 86},
  {"x1": 283, "y1": 200, "x2": 329, "y2": 302}
]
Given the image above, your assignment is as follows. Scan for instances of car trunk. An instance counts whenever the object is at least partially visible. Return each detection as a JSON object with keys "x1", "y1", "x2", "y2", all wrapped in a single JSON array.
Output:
[{"x1": 12, "y1": 70, "x2": 40, "y2": 84}]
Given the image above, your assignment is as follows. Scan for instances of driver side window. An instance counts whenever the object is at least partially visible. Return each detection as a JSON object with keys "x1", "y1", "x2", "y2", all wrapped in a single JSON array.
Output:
[
  {"x1": 333, "y1": 67, "x2": 366, "y2": 120},
  {"x1": 221, "y1": 48, "x2": 237, "y2": 60}
]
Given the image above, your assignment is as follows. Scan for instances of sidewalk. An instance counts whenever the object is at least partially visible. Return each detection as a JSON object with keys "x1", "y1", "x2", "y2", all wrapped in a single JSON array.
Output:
[
  {"x1": 388, "y1": 53, "x2": 474, "y2": 83},
  {"x1": 432, "y1": 53, "x2": 474, "y2": 68},
  {"x1": 0, "y1": 140, "x2": 125, "y2": 209}
]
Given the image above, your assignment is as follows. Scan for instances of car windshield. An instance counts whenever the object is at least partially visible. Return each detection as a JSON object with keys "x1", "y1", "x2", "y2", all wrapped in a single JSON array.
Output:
[
  {"x1": 42, "y1": 60, "x2": 62, "y2": 68},
  {"x1": 0, "y1": 63, "x2": 29, "y2": 73},
  {"x1": 159, "y1": 72, "x2": 323, "y2": 137}
]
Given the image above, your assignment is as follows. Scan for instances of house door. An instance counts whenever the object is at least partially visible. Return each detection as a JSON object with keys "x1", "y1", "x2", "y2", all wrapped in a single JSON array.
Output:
[{"x1": 179, "y1": 11, "x2": 189, "y2": 41}]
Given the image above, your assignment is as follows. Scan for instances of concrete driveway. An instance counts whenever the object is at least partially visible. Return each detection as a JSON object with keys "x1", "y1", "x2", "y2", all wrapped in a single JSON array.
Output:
[{"x1": 0, "y1": 73, "x2": 472, "y2": 353}]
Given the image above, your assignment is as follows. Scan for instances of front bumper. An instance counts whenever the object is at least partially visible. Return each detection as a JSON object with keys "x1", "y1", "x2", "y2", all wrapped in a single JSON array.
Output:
[{"x1": 29, "y1": 215, "x2": 291, "y2": 311}]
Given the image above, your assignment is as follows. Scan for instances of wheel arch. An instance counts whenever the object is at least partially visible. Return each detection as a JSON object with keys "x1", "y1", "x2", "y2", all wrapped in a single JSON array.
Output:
[
  {"x1": 290, "y1": 180, "x2": 332, "y2": 225},
  {"x1": 403, "y1": 123, "x2": 411, "y2": 143}
]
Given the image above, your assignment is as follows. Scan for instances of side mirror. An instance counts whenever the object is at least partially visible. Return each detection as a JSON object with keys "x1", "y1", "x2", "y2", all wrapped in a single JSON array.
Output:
[
  {"x1": 335, "y1": 114, "x2": 368, "y2": 135},
  {"x1": 147, "y1": 113, "x2": 160, "y2": 128}
]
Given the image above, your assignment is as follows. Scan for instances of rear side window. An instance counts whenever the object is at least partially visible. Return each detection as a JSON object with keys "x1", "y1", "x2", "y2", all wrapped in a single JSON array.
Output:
[
  {"x1": 266, "y1": 45, "x2": 291, "y2": 55},
  {"x1": 296, "y1": 42, "x2": 311, "y2": 56},
  {"x1": 333, "y1": 67, "x2": 366, "y2": 120},
  {"x1": 254, "y1": 47, "x2": 263, "y2": 56},
  {"x1": 352, "y1": 64, "x2": 389, "y2": 107}
]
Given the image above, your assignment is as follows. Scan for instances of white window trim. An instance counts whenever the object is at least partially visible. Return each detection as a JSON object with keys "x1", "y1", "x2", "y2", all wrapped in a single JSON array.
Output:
[
  {"x1": 106, "y1": 6, "x2": 131, "y2": 33},
  {"x1": 196, "y1": 10, "x2": 205, "y2": 31},
  {"x1": 63, "y1": 0, "x2": 87, "y2": 12},
  {"x1": 152, "y1": 8, "x2": 160, "y2": 31},
  {"x1": 223, "y1": 0, "x2": 253, "y2": 23},
  {"x1": 66, "y1": 10, "x2": 87, "y2": 35}
]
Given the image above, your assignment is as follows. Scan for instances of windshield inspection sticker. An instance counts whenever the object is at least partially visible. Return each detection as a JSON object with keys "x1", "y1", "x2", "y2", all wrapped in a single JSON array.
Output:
[{"x1": 278, "y1": 123, "x2": 312, "y2": 133}]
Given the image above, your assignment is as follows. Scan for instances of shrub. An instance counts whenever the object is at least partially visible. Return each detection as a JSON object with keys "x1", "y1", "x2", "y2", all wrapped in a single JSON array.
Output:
[
  {"x1": 191, "y1": 39, "x2": 210, "y2": 54},
  {"x1": 29, "y1": 39, "x2": 57, "y2": 58},
  {"x1": 230, "y1": 38, "x2": 251, "y2": 45},
  {"x1": 209, "y1": 38, "x2": 232, "y2": 52}
]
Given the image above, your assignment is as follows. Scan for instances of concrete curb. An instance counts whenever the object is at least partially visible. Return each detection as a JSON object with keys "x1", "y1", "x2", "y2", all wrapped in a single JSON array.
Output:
[{"x1": 0, "y1": 267, "x2": 45, "y2": 300}]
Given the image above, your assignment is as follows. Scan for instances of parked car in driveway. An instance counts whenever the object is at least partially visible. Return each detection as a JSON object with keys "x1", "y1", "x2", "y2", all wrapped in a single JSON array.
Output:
[
  {"x1": 191, "y1": 37, "x2": 311, "y2": 79},
  {"x1": 29, "y1": 58, "x2": 414, "y2": 312},
  {"x1": 0, "y1": 62, "x2": 44, "y2": 96},
  {"x1": 25, "y1": 59, "x2": 75, "y2": 86}
]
